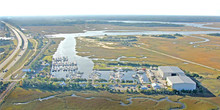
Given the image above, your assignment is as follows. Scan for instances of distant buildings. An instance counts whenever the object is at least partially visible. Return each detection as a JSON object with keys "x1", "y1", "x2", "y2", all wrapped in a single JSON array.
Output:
[{"x1": 158, "y1": 66, "x2": 196, "y2": 90}]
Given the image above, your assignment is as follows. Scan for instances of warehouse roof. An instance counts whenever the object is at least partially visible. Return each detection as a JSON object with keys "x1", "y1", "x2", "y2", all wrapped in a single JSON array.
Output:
[
  {"x1": 167, "y1": 76, "x2": 196, "y2": 84},
  {"x1": 159, "y1": 66, "x2": 185, "y2": 74}
]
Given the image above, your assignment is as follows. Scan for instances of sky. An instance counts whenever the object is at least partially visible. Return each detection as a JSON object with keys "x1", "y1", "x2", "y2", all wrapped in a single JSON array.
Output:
[{"x1": 0, "y1": 0, "x2": 220, "y2": 16}]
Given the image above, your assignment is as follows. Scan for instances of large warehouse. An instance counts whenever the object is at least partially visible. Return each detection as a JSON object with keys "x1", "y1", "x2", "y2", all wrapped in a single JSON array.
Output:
[
  {"x1": 167, "y1": 76, "x2": 196, "y2": 90},
  {"x1": 158, "y1": 66, "x2": 185, "y2": 79}
]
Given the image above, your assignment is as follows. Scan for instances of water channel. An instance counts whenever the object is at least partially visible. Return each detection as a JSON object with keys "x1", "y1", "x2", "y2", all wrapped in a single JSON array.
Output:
[
  {"x1": 13, "y1": 21, "x2": 220, "y2": 109},
  {"x1": 14, "y1": 93, "x2": 186, "y2": 110},
  {"x1": 50, "y1": 28, "x2": 220, "y2": 78}
]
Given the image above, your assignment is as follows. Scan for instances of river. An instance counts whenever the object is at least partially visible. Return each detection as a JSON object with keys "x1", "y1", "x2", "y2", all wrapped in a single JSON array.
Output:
[
  {"x1": 50, "y1": 29, "x2": 220, "y2": 78},
  {"x1": 107, "y1": 20, "x2": 220, "y2": 30}
]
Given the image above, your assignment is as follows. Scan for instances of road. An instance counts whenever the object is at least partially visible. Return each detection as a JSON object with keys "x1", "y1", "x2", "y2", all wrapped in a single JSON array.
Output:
[
  {"x1": 0, "y1": 36, "x2": 52, "y2": 104},
  {"x1": 0, "y1": 23, "x2": 28, "y2": 79},
  {"x1": 0, "y1": 82, "x2": 17, "y2": 103},
  {"x1": 9, "y1": 38, "x2": 51, "y2": 80},
  {"x1": 0, "y1": 22, "x2": 22, "y2": 72},
  {"x1": 4, "y1": 39, "x2": 38, "y2": 80},
  {"x1": 137, "y1": 44, "x2": 220, "y2": 72},
  {"x1": 0, "y1": 22, "x2": 28, "y2": 104},
  {"x1": 0, "y1": 38, "x2": 51, "y2": 104},
  {"x1": 27, "y1": 38, "x2": 51, "y2": 67}
]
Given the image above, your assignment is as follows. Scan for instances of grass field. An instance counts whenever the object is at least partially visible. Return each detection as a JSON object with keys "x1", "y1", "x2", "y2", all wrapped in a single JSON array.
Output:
[
  {"x1": 201, "y1": 79, "x2": 220, "y2": 96},
  {"x1": 76, "y1": 35, "x2": 220, "y2": 96},
  {"x1": 136, "y1": 36, "x2": 220, "y2": 79},
  {"x1": 139, "y1": 35, "x2": 220, "y2": 72},
  {"x1": 22, "y1": 23, "x2": 218, "y2": 35},
  {"x1": 76, "y1": 35, "x2": 220, "y2": 76},
  {"x1": 1, "y1": 87, "x2": 219, "y2": 110},
  {"x1": 11, "y1": 24, "x2": 220, "y2": 110},
  {"x1": 42, "y1": 38, "x2": 64, "y2": 57},
  {"x1": 180, "y1": 98, "x2": 219, "y2": 110}
]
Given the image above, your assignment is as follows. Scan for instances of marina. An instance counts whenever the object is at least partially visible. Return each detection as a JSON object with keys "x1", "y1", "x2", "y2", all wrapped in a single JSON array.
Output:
[
  {"x1": 88, "y1": 69, "x2": 150, "y2": 84},
  {"x1": 50, "y1": 27, "x2": 220, "y2": 78},
  {"x1": 51, "y1": 56, "x2": 81, "y2": 79}
]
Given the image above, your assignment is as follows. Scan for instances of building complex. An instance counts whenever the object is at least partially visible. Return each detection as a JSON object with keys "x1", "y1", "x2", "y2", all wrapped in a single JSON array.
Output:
[{"x1": 158, "y1": 66, "x2": 196, "y2": 90}]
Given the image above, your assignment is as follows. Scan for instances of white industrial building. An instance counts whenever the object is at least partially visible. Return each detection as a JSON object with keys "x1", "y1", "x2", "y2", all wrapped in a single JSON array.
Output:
[
  {"x1": 158, "y1": 66, "x2": 196, "y2": 90},
  {"x1": 158, "y1": 66, "x2": 185, "y2": 79},
  {"x1": 167, "y1": 76, "x2": 196, "y2": 90}
]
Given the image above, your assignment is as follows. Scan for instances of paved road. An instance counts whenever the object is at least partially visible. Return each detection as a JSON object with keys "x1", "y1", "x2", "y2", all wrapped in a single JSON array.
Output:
[
  {"x1": 0, "y1": 22, "x2": 22, "y2": 72},
  {"x1": 8, "y1": 38, "x2": 51, "y2": 80},
  {"x1": 26, "y1": 38, "x2": 51, "y2": 68},
  {"x1": 6, "y1": 39, "x2": 38, "y2": 80},
  {"x1": 0, "y1": 23, "x2": 28, "y2": 79},
  {"x1": 0, "y1": 37, "x2": 52, "y2": 104},
  {"x1": 0, "y1": 23, "x2": 28, "y2": 104},
  {"x1": 0, "y1": 82, "x2": 17, "y2": 104},
  {"x1": 137, "y1": 44, "x2": 220, "y2": 72}
]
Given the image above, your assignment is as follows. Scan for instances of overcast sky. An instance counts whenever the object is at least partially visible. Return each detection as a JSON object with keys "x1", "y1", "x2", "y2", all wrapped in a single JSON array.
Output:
[{"x1": 0, "y1": 0, "x2": 220, "y2": 16}]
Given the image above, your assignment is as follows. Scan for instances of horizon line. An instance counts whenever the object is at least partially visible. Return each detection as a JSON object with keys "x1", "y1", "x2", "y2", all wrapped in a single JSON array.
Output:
[{"x1": 1, "y1": 14, "x2": 220, "y2": 17}]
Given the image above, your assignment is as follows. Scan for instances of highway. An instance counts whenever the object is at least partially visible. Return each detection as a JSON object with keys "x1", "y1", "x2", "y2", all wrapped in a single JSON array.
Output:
[
  {"x1": 7, "y1": 38, "x2": 51, "y2": 80},
  {"x1": 0, "y1": 82, "x2": 17, "y2": 104},
  {"x1": 0, "y1": 22, "x2": 22, "y2": 72},
  {"x1": 0, "y1": 26, "x2": 52, "y2": 103},
  {"x1": 0, "y1": 22, "x2": 28, "y2": 104},
  {"x1": 5, "y1": 39, "x2": 38, "y2": 80},
  {"x1": 0, "y1": 23, "x2": 28, "y2": 79}
]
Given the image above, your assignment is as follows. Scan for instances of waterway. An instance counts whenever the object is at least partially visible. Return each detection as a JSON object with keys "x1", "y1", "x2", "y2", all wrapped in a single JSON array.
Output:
[
  {"x1": 107, "y1": 20, "x2": 220, "y2": 30},
  {"x1": 14, "y1": 93, "x2": 185, "y2": 109},
  {"x1": 50, "y1": 21, "x2": 220, "y2": 78},
  {"x1": 14, "y1": 95, "x2": 56, "y2": 105}
]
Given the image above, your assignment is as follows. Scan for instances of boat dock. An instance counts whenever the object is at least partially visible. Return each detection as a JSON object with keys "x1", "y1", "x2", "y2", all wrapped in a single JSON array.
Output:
[{"x1": 51, "y1": 56, "x2": 79, "y2": 79}]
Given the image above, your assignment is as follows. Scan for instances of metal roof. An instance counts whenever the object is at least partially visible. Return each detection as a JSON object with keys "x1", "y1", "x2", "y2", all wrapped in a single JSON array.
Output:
[
  {"x1": 158, "y1": 66, "x2": 185, "y2": 74},
  {"x1": 167, "y1": 76, "x2": 196, "y2": 84}
]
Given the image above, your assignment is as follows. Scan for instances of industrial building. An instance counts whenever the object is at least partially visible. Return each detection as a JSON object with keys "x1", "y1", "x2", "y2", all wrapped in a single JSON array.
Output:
[
  {"x1": 158, "y1": 66, "x2": 185, "y2": 79},
  {"x1": 158, "y1": 66, "x2": 196, "y2": 90},
  {"x1": 167, "y1": 76, "x2": 196, "y2": 90}
]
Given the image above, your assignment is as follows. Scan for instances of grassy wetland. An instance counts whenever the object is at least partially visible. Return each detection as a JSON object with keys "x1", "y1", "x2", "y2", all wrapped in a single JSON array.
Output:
[{"x1": 1, "y1": 16, "x2": 220, "y2": 110}]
